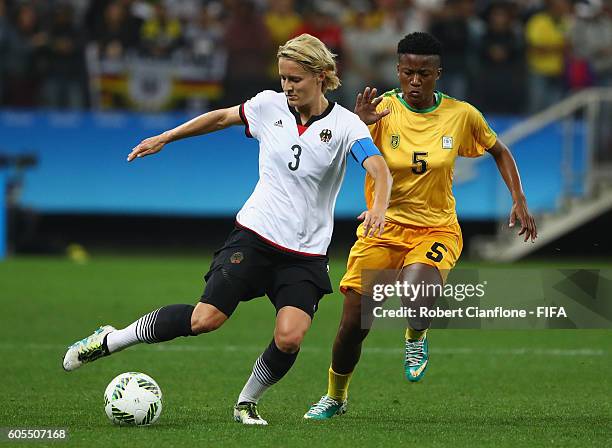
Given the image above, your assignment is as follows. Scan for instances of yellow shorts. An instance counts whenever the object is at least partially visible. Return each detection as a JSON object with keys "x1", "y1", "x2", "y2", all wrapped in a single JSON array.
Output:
[{"x1": 340, "y1": 220, "x2": 463, "y2": 295}]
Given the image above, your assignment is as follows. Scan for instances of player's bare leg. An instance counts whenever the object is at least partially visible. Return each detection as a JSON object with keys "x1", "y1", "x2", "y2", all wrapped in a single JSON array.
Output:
[
  {"x1": 332, "y1": 290, "x2": 373, "y2": 374},
  {"x1": 304, "y1": 290, "x2": 372, "y2": 419},
  {"x1": 62, "y1": 302, "x2": 227, "y2": 371},
  {"x1": 399, "y1": 263, "x2": 442, "y2": 382}
]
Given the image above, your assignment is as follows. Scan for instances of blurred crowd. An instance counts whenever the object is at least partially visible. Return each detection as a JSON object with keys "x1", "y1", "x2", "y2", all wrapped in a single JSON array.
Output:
[{"x1": 1, "y1": 0, "x2": 611, "y2": 114}]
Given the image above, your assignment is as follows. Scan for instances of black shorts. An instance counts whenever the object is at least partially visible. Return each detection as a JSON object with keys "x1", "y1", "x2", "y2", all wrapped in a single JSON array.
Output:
[{"x1": 200, "y1": 226, "x2": 332, "y2": 318}]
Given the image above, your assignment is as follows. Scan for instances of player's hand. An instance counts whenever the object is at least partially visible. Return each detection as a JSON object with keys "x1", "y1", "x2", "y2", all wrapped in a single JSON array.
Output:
[
  {"x1": 358, "y1": 206, "x2": 386, "y2": 237},
  {"x1": 127, "y1": 133, "x2": 169, "y2": 162},
  {"x1": 509, "y1": 198, "x2": 537, "y2": 243},
  {"x1": 354, "y1": 87, "x2": 390, "y2": 125}
]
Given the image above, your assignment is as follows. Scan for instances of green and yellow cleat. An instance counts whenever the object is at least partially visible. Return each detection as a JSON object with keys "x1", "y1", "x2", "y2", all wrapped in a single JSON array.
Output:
[
  {"x1": 62, "y1": 325, "x2": 115, "y2": 371},
  {"x1": 404, "y1": 333, "x2": 429, "y2": 382},
  {"x1": 304, "y1": 395, "x2": 347, "y2": 420}
]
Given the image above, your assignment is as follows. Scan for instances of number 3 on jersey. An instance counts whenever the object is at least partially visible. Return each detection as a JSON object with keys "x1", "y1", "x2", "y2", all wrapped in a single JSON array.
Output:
[{"x1": 288, "y1": 144, "x2": 302, "y2": 171}]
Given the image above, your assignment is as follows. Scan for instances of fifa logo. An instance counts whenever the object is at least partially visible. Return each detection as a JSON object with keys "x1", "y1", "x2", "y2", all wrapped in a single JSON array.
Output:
[
  {"x1": 391, "y1": 134, "x2": 400, "y2": 149},
  {"x1": 320, "y1": 129, "x2": 332, "y2": 142},
  {"x1": 442, "y1": 136, "x2": 453, "y2": 149}
]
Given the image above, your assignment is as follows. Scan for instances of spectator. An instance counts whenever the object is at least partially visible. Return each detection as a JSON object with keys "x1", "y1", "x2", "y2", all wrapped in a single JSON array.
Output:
[
  {"x1": 366, "y1": 0, "x2": 429, "y2": 31},
  {"x1": 572, "y1": 0, "x2": 612, "y2": 162},
  {"x1": 294, "y1": 3, "x2": 344, "y2": 61},
  {"x1": 1, "y1": 0, "x2": 599, "y2": 114},
  {"x1": 342, "y1": 5, "x2": 378, "y2": 102},
  {"x1": 44, "y1": 3, "x2": 86, "y2": 108},
  {"x1": 429, "y1": 0, "x2": 482, "y2": 100},
  {"x1": 293, "y1": 4, "x2": 344, "y2": 99},
  {"x1": 93, "y1": 1, "x2": 138, "y2": 59},
  {"x1": 571, "y1": 0, "x2": 612, "y2": 87},
  {"x1": 511, "y1": 0, "x2": 547, "y2": 20},
  {"x1": 4, "y1": 3, "x2": 48, "y2": 107},
  {"x1": 0, "y1": 0, "x2": 9, "y2": 103},
  {"x1": 85, "y1": 0, "x2": 141, "y2": 42},
  {"x1": 184, "y1": 2, "x2": 224, "y2": 63},
  {"x1": 223, "y1": 0, "x2": 272, "y2": 105},
  {"x1": 367, "y1": 0, "x2": 429, "y2": 93},
  {"x1": 163, "y1": 0, "x2": 203, "y2": 22},
  {"x1": 140, "y1": 2, "x2": 182, "y2": 58},
  {"x1": 477, "y1": 2, "x2": 525, "y2": 114},
  {"x1": 525, "y1": 0, "x2": 573, "y2": 113},
  {"x1": 85, "y1": 0, "x2": 114, "y2": 41},
  {"x1": 264, "y1": 0, "x2": 302, "y2": 80}
]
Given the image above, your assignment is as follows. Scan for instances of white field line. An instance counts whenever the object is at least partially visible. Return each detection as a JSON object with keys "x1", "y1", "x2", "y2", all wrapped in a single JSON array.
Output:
[{"x1": 0, "y1": 342, "x2": 607, "y2": 357}]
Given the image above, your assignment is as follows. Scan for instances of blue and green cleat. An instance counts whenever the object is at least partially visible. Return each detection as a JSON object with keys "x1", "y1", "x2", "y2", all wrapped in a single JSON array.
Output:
[
  {"x1": 304, "y1": 395, "x2": 347, "y2": 420},
  {"x1": 62, "y1": 325, "x2": 115, "y2": 371},
  {"x1": 404, "y1": 333, "x2": 429, "y2": 382}
]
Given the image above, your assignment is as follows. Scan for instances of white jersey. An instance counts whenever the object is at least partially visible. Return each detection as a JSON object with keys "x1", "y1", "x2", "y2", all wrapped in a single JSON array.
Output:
[{"x1": 236, "y1": 90, "x2": 372, "y2": 256}]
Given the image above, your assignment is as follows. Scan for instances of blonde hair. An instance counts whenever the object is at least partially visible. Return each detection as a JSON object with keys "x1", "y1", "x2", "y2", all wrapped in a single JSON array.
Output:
[{"x1": 277, "y1": 34, "x2": 341, "y2": 93}]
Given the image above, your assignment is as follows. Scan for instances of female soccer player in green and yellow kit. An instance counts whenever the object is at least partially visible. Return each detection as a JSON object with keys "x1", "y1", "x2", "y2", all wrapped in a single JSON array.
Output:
[{"x1": 305, "y1": 32, "x2": 537, "y2": 419}]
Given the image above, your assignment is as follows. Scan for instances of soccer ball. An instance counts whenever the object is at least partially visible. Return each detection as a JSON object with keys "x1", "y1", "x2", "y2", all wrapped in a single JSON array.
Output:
[{"x1": 104, "y1": 372, "x2": 163, "y2": 426}]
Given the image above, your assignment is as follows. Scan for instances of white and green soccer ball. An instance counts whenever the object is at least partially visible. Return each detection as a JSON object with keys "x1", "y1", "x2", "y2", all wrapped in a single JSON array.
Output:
[{"x1": 104, "y1": 372, "x2": 163, "y2": 426}]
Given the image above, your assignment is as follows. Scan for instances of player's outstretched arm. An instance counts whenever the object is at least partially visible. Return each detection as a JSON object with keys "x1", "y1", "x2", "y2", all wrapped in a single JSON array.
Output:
[
  {"x1": 127, "y1": 105, "x2": 242, "y2": 162},
  {"x1": 486, "y1": 140, "x2": 538, "y2": 242},
  {"x1": 354, "y1": 87, "x2": 390, "y2": 125},
  {"x1": 360, "y1": 154, "x2": 392, "y2": 237}
]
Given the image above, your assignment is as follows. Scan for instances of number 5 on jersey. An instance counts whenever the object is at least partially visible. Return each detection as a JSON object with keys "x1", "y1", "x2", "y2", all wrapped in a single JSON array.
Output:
[{"x1": 412, "y1": 151, "x2": 428, "y2": 175}]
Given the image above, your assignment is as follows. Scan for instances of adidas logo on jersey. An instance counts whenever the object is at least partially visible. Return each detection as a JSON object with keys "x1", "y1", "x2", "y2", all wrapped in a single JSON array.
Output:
[{"x1": 274, "y1": 120, "x2": 283, "y2": 127}]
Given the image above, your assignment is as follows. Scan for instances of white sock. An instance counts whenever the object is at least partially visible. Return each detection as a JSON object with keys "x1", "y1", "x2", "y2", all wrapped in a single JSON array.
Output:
[
  {"x1": 106, "y1": 308, "x2": 163, "y2": 353},
  {"x1": 237, "y1": 344, "x2": 292, "y2": 404},
  {"x1": 237, "y1": 372, "x2": 270, "y2": 404},
  {"x1": 106, "y1": 322, "x2": 141, "y2": 353}
]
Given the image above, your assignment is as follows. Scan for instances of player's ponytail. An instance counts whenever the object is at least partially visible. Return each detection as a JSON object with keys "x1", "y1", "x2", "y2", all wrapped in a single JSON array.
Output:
[{"x1": 277, "y1": 34, "x2": 341, "y2": 93}]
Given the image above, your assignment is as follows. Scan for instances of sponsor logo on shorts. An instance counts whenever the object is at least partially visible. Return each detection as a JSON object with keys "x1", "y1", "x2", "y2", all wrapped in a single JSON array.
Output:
[{"x1": 230, "y1": 252, "x2": 244, "y2": 264}]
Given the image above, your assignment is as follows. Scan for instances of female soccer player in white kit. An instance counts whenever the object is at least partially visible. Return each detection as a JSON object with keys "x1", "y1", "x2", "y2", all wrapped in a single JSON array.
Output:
[{"x1": 62, "y1": 34, "x2": 392, "y2": 425}]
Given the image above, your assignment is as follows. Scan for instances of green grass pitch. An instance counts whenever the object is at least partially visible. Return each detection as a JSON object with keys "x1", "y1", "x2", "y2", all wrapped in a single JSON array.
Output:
[{"x1": 0, "y1": 256, "x2": 610, "y2": 447}]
